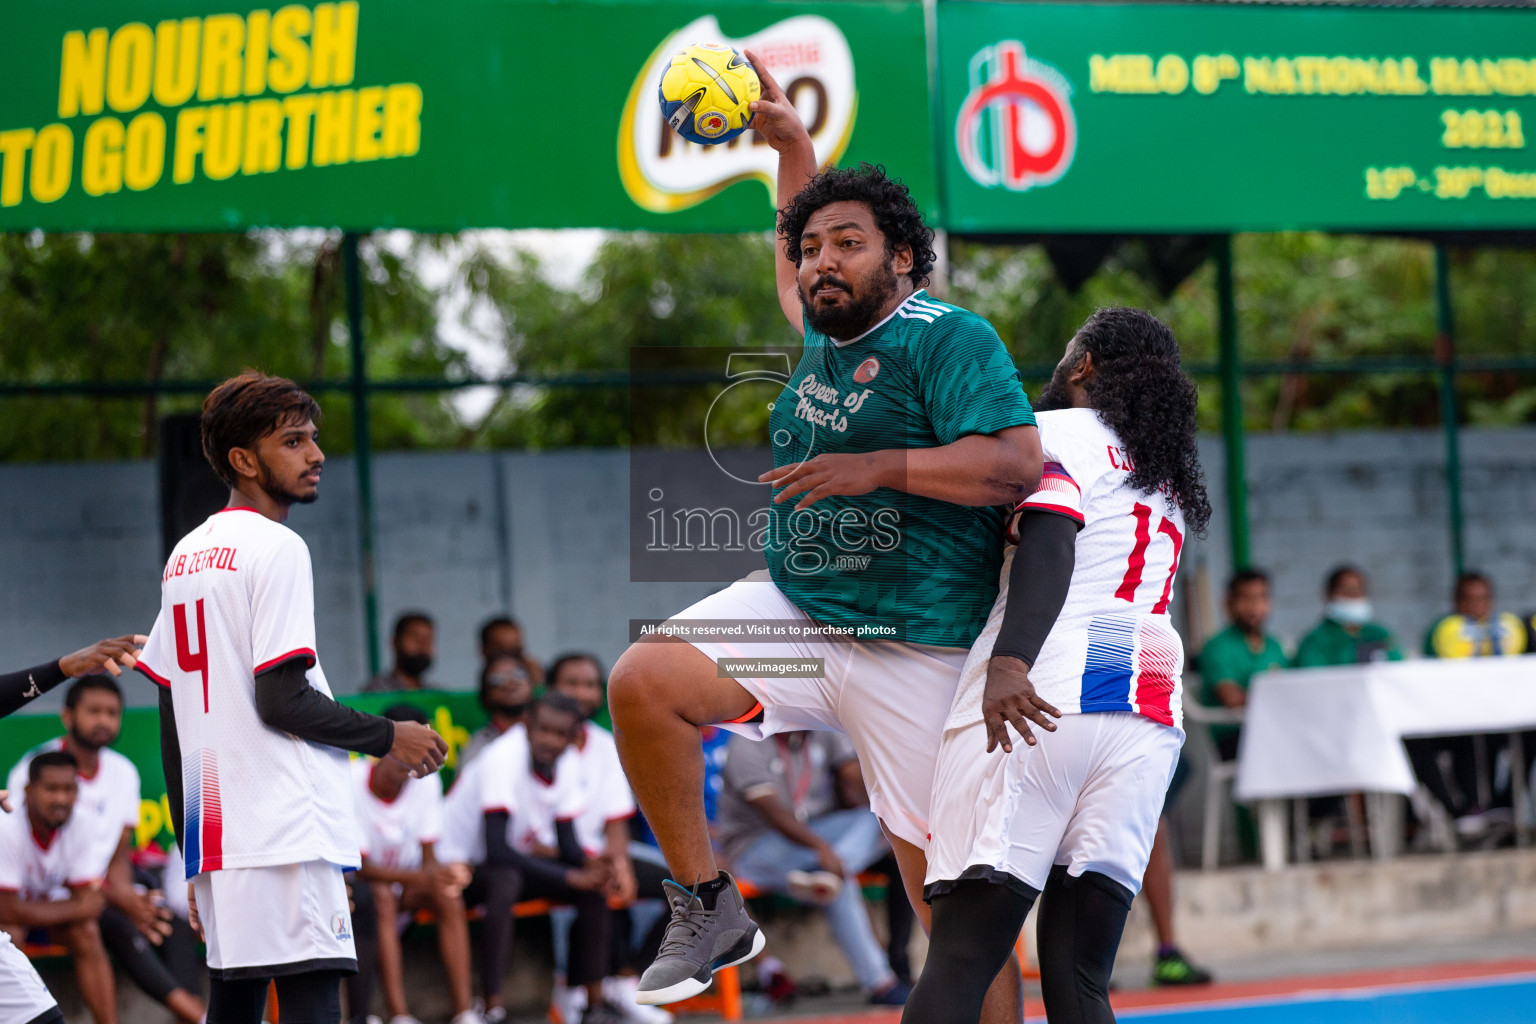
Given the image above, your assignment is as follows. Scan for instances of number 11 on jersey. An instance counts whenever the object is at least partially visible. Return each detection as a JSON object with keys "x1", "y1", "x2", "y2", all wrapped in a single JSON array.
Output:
[{"x1": 1116, "y1": 503, "x2": 1183, "y2": 614}]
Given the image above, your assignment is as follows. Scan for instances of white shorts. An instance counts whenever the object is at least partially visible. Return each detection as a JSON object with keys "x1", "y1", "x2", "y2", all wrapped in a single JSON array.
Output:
[
  {"x1": 193, "y1": 860, "x2": 356, "y2": 979},
  {"x1": 925, "y1": 712, "x2": 1182, "y2": 897},
  {"x1": 672, "y1": 572, "x2": 969, "y2": 849},
  {"x1": 0, "y1": 931, "x2": 56, "y2": 1024}
]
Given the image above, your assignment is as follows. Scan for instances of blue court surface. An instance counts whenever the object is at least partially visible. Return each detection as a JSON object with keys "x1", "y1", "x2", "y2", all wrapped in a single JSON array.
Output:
[{"x1": 1118, "y1": 972, "x2": 1536, "y2": 1024}]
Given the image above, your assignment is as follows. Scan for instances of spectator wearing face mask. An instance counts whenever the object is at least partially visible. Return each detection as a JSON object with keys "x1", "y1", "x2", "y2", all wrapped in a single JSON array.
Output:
[
  {"x1": 364, "y1": 612, "x2": 437, "y2": 693},
  {"x1": 1295, "y1": 565, "x2": 1402, "y2": 668},
  {"x1": 459, "y1": 655, "x2": 535, "y2": 771}
]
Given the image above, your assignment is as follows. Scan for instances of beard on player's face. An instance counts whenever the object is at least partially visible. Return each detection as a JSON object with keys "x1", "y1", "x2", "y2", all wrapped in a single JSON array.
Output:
[
  {"x1": 1036, "y1": 341, "x2": 1086, "y2": 412},
  {"x1": 256, "y1": 452, "x2": 320, "y2": 506},
  {"x1": 801, "y1": 257, "x2": 900, "y2": 340}
]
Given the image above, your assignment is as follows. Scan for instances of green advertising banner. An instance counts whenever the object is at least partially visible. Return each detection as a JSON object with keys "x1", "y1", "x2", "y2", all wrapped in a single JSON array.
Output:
[
  {"x1": 937, "y1": 2, "x2": 1536, "y2": 233},
  {"x1": 0, "y1": 0, "x2": 933, "y2": 232},
  {"x1": 0, "y1": 690, "x2": 486, "y2": 851}
]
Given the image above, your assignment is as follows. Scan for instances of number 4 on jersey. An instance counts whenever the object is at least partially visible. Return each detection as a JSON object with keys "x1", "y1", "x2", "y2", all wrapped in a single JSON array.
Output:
[
  {"x1": 1115, "y1": 503, "x2": 1183, "y2": 614},
  {"x1": 174, "y1": 599, "x2": 210, "y2": 712}
]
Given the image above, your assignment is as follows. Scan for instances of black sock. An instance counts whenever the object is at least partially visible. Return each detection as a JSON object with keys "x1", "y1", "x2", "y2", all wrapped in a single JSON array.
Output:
[{"x1": 695, "y1": 872, "x2": 729, "y2": 910}]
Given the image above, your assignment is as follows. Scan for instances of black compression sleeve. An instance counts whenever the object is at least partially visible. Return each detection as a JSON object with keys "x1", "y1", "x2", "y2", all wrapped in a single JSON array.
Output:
[
  {"x1": 0, "y1": 661, "x2": 67, "y2": 720},
  {"x1": 253, "y1": 657, "x2": 394, "y2": 757},
  {"x1": 158, "y1": 686, "x2": 185, "y2": 845},
  {"x1": 483, "y1": 811, "x2": 573, "y2": 887},
  {"x1": 991, "y1": 511, "x2": 1079, "y2": 667},
  {"x1": 556, "y1": 819, "x2": 583, "y2": 867}
]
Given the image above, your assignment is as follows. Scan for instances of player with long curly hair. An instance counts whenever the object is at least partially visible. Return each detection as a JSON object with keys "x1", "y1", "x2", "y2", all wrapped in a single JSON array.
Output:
[
  {"x1": 906, "y1": 307, "x2": 1210, "y2": 1024},
  {"x1": 609, "y1": 52, "x2": 1042, "y2": 1014}
]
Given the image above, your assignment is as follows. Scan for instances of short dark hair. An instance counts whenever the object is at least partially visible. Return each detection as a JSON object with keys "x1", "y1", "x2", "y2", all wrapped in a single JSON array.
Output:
[
  {"x1": 1325, "y1": 564, "x2": 1363, "y2": 596},
  {"x1": 779, "y1": 164, "x2": 936, "y2": 287},
  {"x1": 1454, "y1": 571, "x2": 1490, "y2": 598},
  {"x1": 29, "y1": 749, "x2": 78, "y2": 783},
  {"x1": 64, "y1": 676, "x2": 122, "y2": 710},
  {"x1": 201, "y1": 372, "x2": 322, "y2": 488},
  {"x1": 546, "y1": 653, "x2": 603, "y2": 688},
  {"x1": 382, "y1": 703, "x2": 429, "y2": 725},
  {"x1": 1228, "y1": 568, "x2": 1270, "y2": 598},
  {"x1": 392, "y1": 612, "x2": 433, "y2": 643},
  {"x1": 529, "y1": 690, "x2": 583, "y2": 725},
  {"x1": 479, "y1": 616, "x2": 519, "y2": 649}
]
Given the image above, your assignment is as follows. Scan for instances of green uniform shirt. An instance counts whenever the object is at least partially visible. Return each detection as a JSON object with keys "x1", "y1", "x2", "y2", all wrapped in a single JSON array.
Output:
[
  {"x1": 1198, "y1": 625, "x2": 1288, "y2": 744},
  {"x1": 1293, "y1": 618, "x2": 1401, "y2": 668},
  {"x1": 766, "y1": 291, "x2": 1035, "y2": 647}
]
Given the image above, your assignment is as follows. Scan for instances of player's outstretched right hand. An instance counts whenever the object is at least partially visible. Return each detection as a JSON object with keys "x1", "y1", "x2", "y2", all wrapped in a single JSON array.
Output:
[
  {"x1": 388, "y1": 720, "x2": 448, "y2": 778},
  {"x1": 59, "y1": 634, "x2": 147, "y2": 679},
  {"x1": 745, "y1": 48, "x2": 810, "y2": 154}
]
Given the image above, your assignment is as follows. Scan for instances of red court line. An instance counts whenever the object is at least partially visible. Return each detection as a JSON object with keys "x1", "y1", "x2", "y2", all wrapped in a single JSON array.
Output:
[
  {"x1": 790, "y1": 958, "x2": 1536, "y2": 1023},
  {"x1": 1106, "y1": 957, "x2": 1536, "y2": 1010}
]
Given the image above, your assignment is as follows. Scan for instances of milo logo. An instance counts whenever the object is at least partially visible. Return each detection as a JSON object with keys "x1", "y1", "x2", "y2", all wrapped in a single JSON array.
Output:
[{"x1": 619, "y1": 15, "x2": 857, "y2": 213}]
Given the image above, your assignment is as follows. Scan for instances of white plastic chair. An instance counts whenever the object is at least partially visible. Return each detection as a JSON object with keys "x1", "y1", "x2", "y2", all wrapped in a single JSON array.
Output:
[{"x1": 1183, "y1": 700, "x2": 1248, "y2": 870}]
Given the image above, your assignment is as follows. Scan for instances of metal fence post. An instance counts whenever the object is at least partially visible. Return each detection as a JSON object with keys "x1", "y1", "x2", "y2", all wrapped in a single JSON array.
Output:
[
  {"x1": 1216, "y1": 235, "x2": 1250, "y2": 571},
  {"x1": 344, "y1": 231, "x2": 382, "y2": 678}
]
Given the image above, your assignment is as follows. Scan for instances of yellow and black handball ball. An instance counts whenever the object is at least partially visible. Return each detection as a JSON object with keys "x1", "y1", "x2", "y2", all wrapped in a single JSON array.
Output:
[{"x1": 658, "y1": 43, "x2": 762, "y2": 145}]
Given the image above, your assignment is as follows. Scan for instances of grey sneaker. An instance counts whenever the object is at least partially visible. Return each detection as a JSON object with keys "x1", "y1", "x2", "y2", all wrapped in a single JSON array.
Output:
[{"x1": 635, "y1": 872, "x2": 765, "y2": 1004}]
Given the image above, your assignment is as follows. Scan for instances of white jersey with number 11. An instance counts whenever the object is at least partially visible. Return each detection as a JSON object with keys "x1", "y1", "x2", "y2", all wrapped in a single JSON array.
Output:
[{"x1": 950, "y1": 407, "x2": 1186, "y2": 731}]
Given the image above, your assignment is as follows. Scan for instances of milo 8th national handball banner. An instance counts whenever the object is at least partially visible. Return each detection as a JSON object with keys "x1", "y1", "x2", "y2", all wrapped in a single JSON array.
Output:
[
  {"x1": 936, "y1": 1, "x2": 1536, "y2": 232},
  {"x1": 0, "y1": 0, "x2": 933, "y2": 232}
]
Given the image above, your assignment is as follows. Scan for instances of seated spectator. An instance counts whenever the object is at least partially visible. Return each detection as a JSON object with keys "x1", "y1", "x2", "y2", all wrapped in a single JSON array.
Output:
[
  {"x1": 1413, "y1": 572, "x2": 1529, "y2": 834},
  {"x1": 546, "y1": 653, "x2": 673, "y2": 1023},
  {"x1": 458, "y1": 655, "x2": 534, "y2": 770},
  {"x1": 1295, "y1": 565, "x2": 1401, "y2": 667},
  {"x1": 717, "y1": 732, "x2": 909, "y2": 1006},
  {"x1": 439, "y1": 694, "x2": 621, "y2": 1024},
  {"x1": 7, "y1": 678, "x2": 204, "y2": 1024},
  {"x1": 1293, "y1": 566, "x2": 1400, "y2": 857},
  {"x1": 1198, "y1": 569, "x2": 1288, "y2": 761},
  {"x1": 0, "y1": 752, "x2": 118, "y2": 1024},
  {"x1": 365, "y1": 612, "x2": 437, "y2": 693},
  {"x1": 1424, "y1": 572, "x2": 1528, "y2": 658},
  {"x1": 347, "y1": 706, "x2": 480, "y2": 1024},
  {"x1": 479, "y1": 615, "x2": 544, "y2": 687}
]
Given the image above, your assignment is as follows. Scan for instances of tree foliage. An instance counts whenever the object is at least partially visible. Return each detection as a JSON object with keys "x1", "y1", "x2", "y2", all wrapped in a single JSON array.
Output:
[{"x1": 0, "y1": 228, "x2": 1533, "y2": 462}]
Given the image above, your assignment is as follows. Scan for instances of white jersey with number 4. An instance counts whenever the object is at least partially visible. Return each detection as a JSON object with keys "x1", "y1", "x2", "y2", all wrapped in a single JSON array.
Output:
[
  {"x1": 137, "y1": 507, "x2": 359, "y2": 877},
  {"x1": 949, "y1": 407, "x2": 1186, "y2": 731}
]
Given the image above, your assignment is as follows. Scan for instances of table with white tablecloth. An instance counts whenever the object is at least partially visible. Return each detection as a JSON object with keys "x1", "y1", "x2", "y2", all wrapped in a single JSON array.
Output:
[{"x1": 1232, "y1": 655, "x2": 1536, "y2": 869}]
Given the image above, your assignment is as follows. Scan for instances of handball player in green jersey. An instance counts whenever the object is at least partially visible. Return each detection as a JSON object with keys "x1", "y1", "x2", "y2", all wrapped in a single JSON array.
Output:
[{"x1": 610, "y1": 52, "x2": 1042, "y2": 1014}]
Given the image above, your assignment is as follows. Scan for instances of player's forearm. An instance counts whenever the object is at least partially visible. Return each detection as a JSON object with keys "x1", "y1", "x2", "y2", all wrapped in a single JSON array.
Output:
[
  {"x1": 603, "y1": 819, "x2": 633, "y2": 865},
  {"x1": 748, "y1": 795, "x2": 829, "y2": 852},
  {"x1": 158, "y1": 685, "x2": 186, "y2": 846},
  {"x1": 3, "y1": 895, "x2": 94, "y2": 927},
  {"x1": 102, "y1": 837, "x2": 138, "y2": 912},
  {"x1": 880, "y1": 429, "x2": 1043, "y2": 506},
  {"x1": 358, "y1": 860, "x2": 422, "y2": 887},
  {"x1": 0, "y1": 660, "x2": 67, "y2": 719},
  {"x1": 254, "y1": 659, "x2": 393, "y2": 756},
  {"x1": 774, "y1": 133, "x2": 818, "y2": 324},
  {"x1": 482, "y1": 812, "x2": 572, "y2": 887},
  {"x1": 992, "y1": 512, "x2": 1078, "y2": 667}
]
